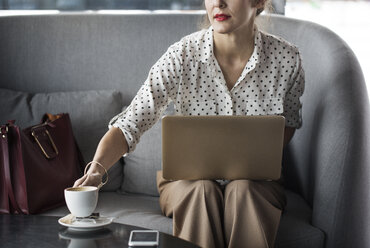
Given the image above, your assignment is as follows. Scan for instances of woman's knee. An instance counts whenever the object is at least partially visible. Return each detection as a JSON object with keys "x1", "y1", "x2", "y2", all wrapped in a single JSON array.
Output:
[
  {"x1": 225, "y1": 180, "x2": 256, "y2": 195},
  {"x1": 225, "y1": 180, "x2": 286, "y2": 208},
  {"x1": 191, "y1": 180, "x2": 223, "y2": 200},
  {"x1": 159, "y1": 180, "x2": 221, "y2": 216}
]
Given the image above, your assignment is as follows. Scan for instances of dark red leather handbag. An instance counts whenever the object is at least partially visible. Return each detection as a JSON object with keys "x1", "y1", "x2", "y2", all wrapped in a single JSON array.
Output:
[{"x1": 0, "y1": 113, "x2": 84, "y2": 214}]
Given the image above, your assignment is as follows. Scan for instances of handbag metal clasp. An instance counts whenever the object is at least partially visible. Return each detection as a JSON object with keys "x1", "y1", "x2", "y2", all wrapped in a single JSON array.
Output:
[
  {"x1": 1, "y1": 125, "x2": 8, "y2": 138},
  {"x1": 31, "y1": 129, "x2": 59, "y2": 159}
]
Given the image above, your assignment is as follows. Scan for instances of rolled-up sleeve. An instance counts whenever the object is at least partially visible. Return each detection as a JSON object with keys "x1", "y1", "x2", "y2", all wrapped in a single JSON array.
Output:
[
  {"x1": 284, "y1": 50, "x2": 305, "y2": 128},
  {"x1": 109, "y1": 44, "x2": 182, "y2": 153}
]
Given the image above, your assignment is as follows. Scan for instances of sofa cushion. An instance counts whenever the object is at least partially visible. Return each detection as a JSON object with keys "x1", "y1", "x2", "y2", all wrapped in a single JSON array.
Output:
[
  {"x1": 0, "y1": 88, "x2": 123, "y2": 191},
  {"x1": 119, "y1": 103, "x2": 175, "y2": 196},
  {"x1": 120, "y1": 121, "x2": 162, "y2": 196}
]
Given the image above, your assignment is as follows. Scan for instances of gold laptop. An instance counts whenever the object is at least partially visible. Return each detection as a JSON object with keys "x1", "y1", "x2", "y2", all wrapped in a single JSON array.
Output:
[{"x1": 162, "y1": 115, "x2": 285, "y2": 181}]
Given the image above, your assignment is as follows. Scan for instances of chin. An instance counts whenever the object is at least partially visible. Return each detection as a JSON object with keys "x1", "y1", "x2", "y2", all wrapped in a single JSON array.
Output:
[{"x1": 212, "y1": 24, "x2": 234, "y2": 34}]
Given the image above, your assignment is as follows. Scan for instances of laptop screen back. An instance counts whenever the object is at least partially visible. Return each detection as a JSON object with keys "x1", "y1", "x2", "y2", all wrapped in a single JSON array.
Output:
[{"x1": 162, "y1": 115, "x2": 285, "y2": 181}]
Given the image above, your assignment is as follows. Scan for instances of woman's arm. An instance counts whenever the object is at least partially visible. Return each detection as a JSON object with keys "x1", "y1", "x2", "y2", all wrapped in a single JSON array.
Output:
[
  {"x1": 73, "y1": 42, "x2": 183, "y2": 187},
  {"x1": 73, "y1": 127, "x2": 128, "y2": 187}
]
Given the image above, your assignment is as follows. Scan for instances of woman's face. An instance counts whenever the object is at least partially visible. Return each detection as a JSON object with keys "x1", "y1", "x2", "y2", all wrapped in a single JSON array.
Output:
[{"x1": 205, "y1": 0, "x2": 260, "y2": 34}]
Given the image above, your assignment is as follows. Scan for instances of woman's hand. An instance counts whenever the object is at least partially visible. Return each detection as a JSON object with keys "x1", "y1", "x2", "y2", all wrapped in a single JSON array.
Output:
[
  {"x1": 72, "y1": 127, "x2": 128, "y2": 188},
  {"x1": 73, "y1": 163, "x2": 105, "y2": 187}
]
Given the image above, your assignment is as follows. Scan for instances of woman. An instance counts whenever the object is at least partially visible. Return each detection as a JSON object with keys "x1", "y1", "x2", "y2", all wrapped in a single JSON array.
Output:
[{"x1": 74, "y1": 0, "x2": 305, "y2": 247}]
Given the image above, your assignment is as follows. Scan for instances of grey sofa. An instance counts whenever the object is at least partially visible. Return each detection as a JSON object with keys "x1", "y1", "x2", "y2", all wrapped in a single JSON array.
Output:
[{"x1": 0, "y1": 13, "x2": 369, "y2": 248}]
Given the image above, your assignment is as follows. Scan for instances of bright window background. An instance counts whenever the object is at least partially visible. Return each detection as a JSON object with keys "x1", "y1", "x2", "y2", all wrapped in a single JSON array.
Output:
[
  {"x1": 285, "y1": 0, "x2": 370, "y2": 101},
  {"x1": 1, "y1": 0, "x2": 369, "y2": 99},
  {"x1": 0, "y1": 0, "x2": 203, "y2": 10}
]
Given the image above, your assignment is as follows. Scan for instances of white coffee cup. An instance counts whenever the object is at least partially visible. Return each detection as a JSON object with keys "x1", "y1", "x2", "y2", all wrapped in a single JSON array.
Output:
[{"x1": 64, "y1": 186, "x2": 99, "y2": 218}]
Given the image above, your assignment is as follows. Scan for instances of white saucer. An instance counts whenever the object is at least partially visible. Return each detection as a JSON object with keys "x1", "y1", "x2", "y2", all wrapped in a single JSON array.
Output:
[{"x1": 58, "y1": 216, "x2": 114, "y2": 232}]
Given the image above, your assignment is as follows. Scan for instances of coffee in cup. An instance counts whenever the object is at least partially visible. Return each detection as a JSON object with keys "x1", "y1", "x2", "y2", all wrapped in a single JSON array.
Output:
[{"x1": 64, "y1": 186, "x2": 99, "y2": 218}]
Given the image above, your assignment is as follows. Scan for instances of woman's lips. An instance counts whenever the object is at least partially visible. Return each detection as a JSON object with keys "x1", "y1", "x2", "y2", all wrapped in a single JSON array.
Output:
[{"x1": 214, "y1": 14, "x2": 230, "y2": 21}]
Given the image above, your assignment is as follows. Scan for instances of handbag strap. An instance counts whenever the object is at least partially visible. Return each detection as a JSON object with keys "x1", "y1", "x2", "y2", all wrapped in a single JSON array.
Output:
[
  {"x1": 1, "y1": 124, "x2": 23, "y2": 214},
  {"x1": 31, "y1": 123, "x2": 59, "y2": 159}
]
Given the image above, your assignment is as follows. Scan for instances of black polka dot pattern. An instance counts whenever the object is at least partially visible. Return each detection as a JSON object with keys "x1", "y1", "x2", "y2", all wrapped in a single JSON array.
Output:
[{"x1": 109, "y1": 26, "x2": 305, "y2": 153}]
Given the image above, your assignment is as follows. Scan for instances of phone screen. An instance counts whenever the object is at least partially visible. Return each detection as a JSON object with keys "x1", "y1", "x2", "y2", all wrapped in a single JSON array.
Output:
[{"x1": 131, "y1": 232, "x2": 158, "y2": 242}]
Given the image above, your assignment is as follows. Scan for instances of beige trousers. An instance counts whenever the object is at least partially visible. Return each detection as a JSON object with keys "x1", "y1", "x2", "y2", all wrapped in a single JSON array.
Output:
[{"x1": 157, "y1": 171, "x2": 286, "y2": 248}]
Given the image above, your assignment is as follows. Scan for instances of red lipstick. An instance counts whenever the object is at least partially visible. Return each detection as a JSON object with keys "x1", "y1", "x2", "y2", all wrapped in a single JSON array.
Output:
[{"x1": 214, "y1": 14, "x2": 230, "y2": 21}]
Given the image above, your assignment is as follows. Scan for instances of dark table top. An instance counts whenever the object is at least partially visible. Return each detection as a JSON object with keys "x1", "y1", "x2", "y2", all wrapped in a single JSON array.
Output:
[{"x1": 0, "y1": 214, "x2": 199, "y2": 248}]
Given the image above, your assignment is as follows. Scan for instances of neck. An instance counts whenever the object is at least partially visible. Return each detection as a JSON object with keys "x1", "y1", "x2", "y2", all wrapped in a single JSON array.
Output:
[{"x1": 213, "y1": 25, "x2": 256, "y2": 63}]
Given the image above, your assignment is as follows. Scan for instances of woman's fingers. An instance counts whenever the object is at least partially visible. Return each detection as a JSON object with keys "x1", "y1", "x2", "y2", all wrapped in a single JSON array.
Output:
[
  {"x1": 73, "y1": 174, "x2": 87, "y2": 187},
  {"x1": 72, "y1": 172, "x2": 103, "y2": 187},
  {"x1": 80, "y1": 172, "x2": 102, "y2": 187},
  {"x1": 80, "y1": 174, "x2": 93, "y2": 187}
]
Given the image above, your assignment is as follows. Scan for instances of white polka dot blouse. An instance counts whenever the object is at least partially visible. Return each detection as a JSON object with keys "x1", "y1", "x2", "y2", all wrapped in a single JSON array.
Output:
[{"x1": 109, "y1": 25, "x2": 305, "y2": 153}]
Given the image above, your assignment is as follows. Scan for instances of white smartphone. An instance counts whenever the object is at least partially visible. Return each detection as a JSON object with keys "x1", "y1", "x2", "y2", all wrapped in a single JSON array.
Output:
[{"x1": 128, "y1": 230, "x2": 159, "y2": 246}]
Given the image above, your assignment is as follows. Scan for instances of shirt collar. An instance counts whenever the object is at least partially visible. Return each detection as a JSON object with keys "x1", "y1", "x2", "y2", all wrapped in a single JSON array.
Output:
[
  {"x1": 196, "y1": 26, "x2": 214, "y2": 63},
  {"x1": 196, "y1": 25, "x2": 266, "y2": 65}
]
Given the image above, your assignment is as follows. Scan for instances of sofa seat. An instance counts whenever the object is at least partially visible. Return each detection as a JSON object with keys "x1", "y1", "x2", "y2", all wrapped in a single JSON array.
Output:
[
  {"x1": 42, "y1": 190, "x2": 324, "y2": 247},
  {"x1": 275, "y1": 191, "x2": 325, "y2": 248}
]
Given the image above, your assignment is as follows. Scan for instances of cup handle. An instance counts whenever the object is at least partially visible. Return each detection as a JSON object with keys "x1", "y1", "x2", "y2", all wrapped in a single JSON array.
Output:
[{"x1": 84, "y1": 161, "x2": 109, "y2": 189}]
